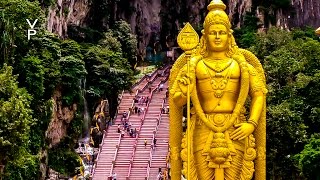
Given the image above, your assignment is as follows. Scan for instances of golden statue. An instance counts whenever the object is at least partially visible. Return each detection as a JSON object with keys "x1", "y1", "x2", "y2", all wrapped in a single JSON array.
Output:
[
  {"x1": 169, "y1": 0, "x2": 267, "y2": 179},
  {"x1": 316, "y1": 27, "x2": 320, "y2": 35}
]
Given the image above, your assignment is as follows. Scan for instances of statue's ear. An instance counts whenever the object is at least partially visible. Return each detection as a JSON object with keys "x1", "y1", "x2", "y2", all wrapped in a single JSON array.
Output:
[{"x1": 201, "y1": 29, "x2": 205, "y2": 35}]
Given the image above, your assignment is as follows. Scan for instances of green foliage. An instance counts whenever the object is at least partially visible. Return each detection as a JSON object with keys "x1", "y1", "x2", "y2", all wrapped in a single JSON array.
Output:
[
  {"x1": 99, "y1": 31, "x2": 122, "y2": 52},
  {"x1": 18, "y1": 56, "x2": 45, "y2": 100},
  {"x1": 0, "y1": 0, "x2": 45, "y2": 64},
  {"x1": 111, "y1": 20, "x2": 138, "y2": 67},
  {"x1": 251, "y1": 27, "x2": 291, "y2": 59},
  {"x1": 295, "y1": 135, "x2": 320, "y2": 180},
  {"x1": 67, "y1": 113, "x2": 84, "y2": 141},
  {"x1": 59, "y1": 56, "x2": 87, "y2": 105},
  {"x1": 292, "y1": 27, "x2": 319, "y2": 41},
  {"x1": 0, "y1": 65, "x2": 34, "y2": 164},
  {"x1": 84, "y1": 45, "x2": 133, "y2": 98},
  {"x1": 28, "y1": 99, "x2": 53, "y2": 153},
  {"x1": 67, "y1": 25, "x2": 104, "y2": 43},
  {"x1": 61, "y1": 40, "x2": 83, "y2": 59},
  {"x1": 250, "y1": 27, "x2": 320, "y2": 179},
  {"x1": 3, "y1": 152, "x2": 39, "y2": 180},
  {"x1": 27, "y1": 32, "x2": 62, "y2": 98},
  {"x1": 48, "y1": 146, "x2": 80, "y2": 176},
  {"x1": 233, "y1": 12, "x2": 259, "y2": 48}
]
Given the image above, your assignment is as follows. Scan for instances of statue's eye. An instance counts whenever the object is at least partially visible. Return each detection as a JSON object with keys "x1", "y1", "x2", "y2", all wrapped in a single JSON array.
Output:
[
  {"x1": 220, "y1": 31, "x2": 227, "y2": 35},
  {"x1": 209, "y1": 31, "x2": 216, "y2": 35}
]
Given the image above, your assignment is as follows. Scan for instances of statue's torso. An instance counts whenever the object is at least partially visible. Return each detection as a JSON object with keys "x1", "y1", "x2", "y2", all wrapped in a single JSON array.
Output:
[{"x1": 195, "y1": 58, "x2": 240, "y2": 113}]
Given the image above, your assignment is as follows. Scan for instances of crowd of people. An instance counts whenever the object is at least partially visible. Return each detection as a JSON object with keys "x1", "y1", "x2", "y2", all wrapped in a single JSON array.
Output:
[
  {"x1": 117, "y1": 111, "x2": 138, "y2": 138},
  {"x1": 112, "y1": 65, "x2": 171, "y2": 179}
]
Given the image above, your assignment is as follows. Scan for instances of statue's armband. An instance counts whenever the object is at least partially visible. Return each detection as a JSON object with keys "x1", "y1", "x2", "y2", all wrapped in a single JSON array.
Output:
[{"x1": 248, "y1": 65, "x2": 267, "y2": 97}]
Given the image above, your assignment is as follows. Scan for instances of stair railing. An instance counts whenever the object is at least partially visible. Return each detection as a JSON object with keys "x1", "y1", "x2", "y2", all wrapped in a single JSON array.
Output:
[
  {"x1": 108, "y1": 89, "x2": 139, "y2": 178},
  {"x1": 91, "y1": 66, "x2": 168, "y2": 179},
  {"x1": 127, "y1": 75, "x2": 162, "y2": 179},
  {"x1": 146, "y1": 82, "x2": 168, "y2": 179},
  {"x1": 90, "y1": 90, "x2": 124, "y2": 179}
]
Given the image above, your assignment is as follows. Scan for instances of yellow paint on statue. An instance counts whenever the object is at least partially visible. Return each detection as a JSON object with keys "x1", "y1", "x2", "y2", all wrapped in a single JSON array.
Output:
[
  {"x1": 169, "y1": 0, "x2": 267, "y2": 179},
  {"x1": 316, "y1": 27, "x2": 320, "y2": 35}
]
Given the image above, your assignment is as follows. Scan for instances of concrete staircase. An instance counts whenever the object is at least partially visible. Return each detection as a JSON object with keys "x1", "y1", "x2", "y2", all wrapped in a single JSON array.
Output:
[{"x1": 91, "y1": 65, "x2": 170, "y2": 180}]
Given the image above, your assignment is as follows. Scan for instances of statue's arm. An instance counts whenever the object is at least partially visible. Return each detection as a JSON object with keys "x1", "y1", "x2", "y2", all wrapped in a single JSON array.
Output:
[
  {"x1": 170, "y1": 65, "x2": 188, "y2": 107},
  {"x1": 248, "y1": 64, "x2": 267, "y2": 127}
]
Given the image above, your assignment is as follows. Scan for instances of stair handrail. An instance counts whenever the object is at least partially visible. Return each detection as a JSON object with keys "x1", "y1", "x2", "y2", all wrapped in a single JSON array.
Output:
[
  {"x1": 107, "y1": 134, "x2": 122, "y2": 179},
  {"x1": 108, "y1": 89, "x2": 139, "y2": 178},
  {"x1": 90, "y1": 90, "x2": 124, "y2": 179},
  {"x1": 139, "y1": 64, "x2": 170, "y2": 93},
  {"x1": 126, "y1": 75, "x2": 162, "y2": 179},
  {"x1": 132, "y1": 64, "x2": 166, "y2": 90},
  {"x1": 111, "y1": 90, "x2": 125, "y2": 125},
  {"x1": 145, "y1": 81, "x2": 168, "y2": 179},
  {"x1": 90, "y1": 90, "x2": 123, "y2": 179},
  {"x1": 91, "y1": 67, "x2": 166, "y2": 179},
  {"x1": 146, "y1": 100, "x2": 165, "y2": 179}
]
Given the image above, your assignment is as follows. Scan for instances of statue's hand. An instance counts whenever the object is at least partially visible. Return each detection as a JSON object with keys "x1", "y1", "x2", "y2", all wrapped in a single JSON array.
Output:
[
  {"x1": 177, "y1": 67, "x2": 195, "y2": 96},
  {"x1": 230, "y1": 123, "x2": 255, "y2": 141}
]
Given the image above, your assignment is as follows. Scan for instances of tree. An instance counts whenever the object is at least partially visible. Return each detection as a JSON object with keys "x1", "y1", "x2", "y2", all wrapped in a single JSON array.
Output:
[
  {"x1": 59, "y1": 55, "x2": 87, "y2": 105},
  {"x1": 0, "y1": 64, "x2": 34, "y2": 166},
  {"x1": 295, "y1": 135, "x2": 320, "y2": 180},
  {"x1": 0, "y1": 0, "x2": 44, "y2": 64},
  {"x1": 251, "y1": 28, "x2": 320, "y2": 179},
  {"x1": 111, "y1": 20, "x2": 138, "y2": 68}
]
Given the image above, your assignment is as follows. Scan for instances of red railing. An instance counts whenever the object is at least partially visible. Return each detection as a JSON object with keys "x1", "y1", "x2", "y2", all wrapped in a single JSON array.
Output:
[
  {"x1": 145, "y1": 98, "x2": 165, "y2": 179},
  {"x1": 90, "y1": 90, "x2": 124, "y2": 179},
  {"x1": 91, "y1": 65, "x2": 170, "y2": 179},
  {"x1": 126, "y1": 76, "x2": 162, "y2": 179},
  {"x1": 109, "y1": 70, "x2": 162, "y2": 179},
  {"x1": 145, "y1": 75, "x2": 169, "y2": 180},
  {"x1": 108, "y1": 89, "x2": 138, "y2": 178}
]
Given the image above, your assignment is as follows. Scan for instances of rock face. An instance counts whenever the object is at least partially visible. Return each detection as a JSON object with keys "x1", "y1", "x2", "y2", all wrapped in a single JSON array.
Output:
[
  {"x1": 46, "y1": 0, "x2": 320, "y2": 52},
  {"x1": 290, "y1": 0, "x2": 320, "y2": 28},
  {"x1": 45, "y1": 89, "x2": 77, "y2": 147},
  {"x1": 115, "y1": 0, "x2": 162, "y2": 56},
  {"x1": 47, "y1": 0, "x2": 90, "y2": 38}
]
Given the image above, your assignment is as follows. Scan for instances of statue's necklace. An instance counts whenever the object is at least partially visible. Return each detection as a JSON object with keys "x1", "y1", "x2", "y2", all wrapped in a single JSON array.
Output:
[
  {"x1": 203, "y1": 59, "x2": 233, "y2": 98},
  {"x1": 203, "y1": 58, "x2": 233, "y2": 73}
]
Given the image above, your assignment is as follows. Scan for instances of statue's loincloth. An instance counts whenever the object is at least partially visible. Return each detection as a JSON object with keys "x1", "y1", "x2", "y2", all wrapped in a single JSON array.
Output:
[
  {"x1": 193, "y1": 113, "x2": 249, "y2": 168},
  {"x1": 193, "y1": 113, "x2": 244, "y2": 151},
  {"x1": 185, "y1": 112, "x2": 256, "y2": 179}
]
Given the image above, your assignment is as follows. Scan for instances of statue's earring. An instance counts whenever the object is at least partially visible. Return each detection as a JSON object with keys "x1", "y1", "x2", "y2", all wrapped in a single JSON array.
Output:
[
  {"x1": 226, "y1": 34, "x2": 234, "y2": 57},
  {"x1": 200, "y1": 36, "x2": 207, "y2": 56}
]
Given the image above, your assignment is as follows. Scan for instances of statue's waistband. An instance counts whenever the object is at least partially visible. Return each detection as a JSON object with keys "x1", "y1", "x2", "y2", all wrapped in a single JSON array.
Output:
[{"x1": 196, "y1": 112, "x2": 236, "y2": 127}]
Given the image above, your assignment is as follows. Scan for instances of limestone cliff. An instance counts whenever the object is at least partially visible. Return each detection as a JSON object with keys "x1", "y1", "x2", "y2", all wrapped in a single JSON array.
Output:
[
  {"x1": 110, "y1": 0, "x2": 162, "y2": 57},
  {"x1": 45, "y1": 89, "x2": 77, "y2": 147},
  {"x1": 45, "y1": 0, "x2": 320, "y2": 53},
  {"x1": 47, "y1": 0, "x2": 90, "y2": 38},
  {"x1": 289, "y1": 0, "x2": 320, "y2": 28}
]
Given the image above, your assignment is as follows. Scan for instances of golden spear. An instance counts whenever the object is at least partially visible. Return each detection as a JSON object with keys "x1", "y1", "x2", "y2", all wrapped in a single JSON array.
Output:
[{"x1": 177, "y1": 23, "x2": 199, "y2": 179}]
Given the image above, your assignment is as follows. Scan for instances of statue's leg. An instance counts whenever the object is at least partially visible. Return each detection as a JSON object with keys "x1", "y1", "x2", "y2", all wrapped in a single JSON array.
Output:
[
  {"x1": 225, "y1": 146, "x2": 244, "y2": 180},
  {"x1": 194, "y1": 150, "x2": 215, "y2": 180}
]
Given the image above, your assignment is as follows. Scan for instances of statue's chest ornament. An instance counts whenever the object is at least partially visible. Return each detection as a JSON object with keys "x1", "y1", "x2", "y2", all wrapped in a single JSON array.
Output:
[{"x1": 203, "y1": 59, "x2": 233, "y2": 98}]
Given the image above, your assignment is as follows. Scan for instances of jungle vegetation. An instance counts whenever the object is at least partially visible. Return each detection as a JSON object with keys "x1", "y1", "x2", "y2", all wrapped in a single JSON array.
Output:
[{"x1": 0, "y1": 0, "x2": 319, "y2": 179}]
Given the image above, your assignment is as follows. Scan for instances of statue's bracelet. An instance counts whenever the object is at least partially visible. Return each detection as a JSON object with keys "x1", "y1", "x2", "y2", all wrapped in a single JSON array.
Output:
[
  {"x1": 247, "y1": 119, "x2": 258, "y2": 128},
  {"x1": 180, "y1": 91, "x2": 187, "y2": 98}
]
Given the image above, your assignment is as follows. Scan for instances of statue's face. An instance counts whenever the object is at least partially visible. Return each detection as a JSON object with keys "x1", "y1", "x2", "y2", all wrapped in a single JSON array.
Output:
[{"x1": 206, "y1": 24, "x2": 229, "y2": 52}]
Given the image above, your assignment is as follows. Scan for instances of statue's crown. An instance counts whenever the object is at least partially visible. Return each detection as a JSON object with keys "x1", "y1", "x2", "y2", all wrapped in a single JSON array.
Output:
[
  {"x1": 208, "y1": 0, "x2": 226, "y2": 11},
  {"x1": 204, "y1": 0, "x2": 231, "y2": 30}
]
